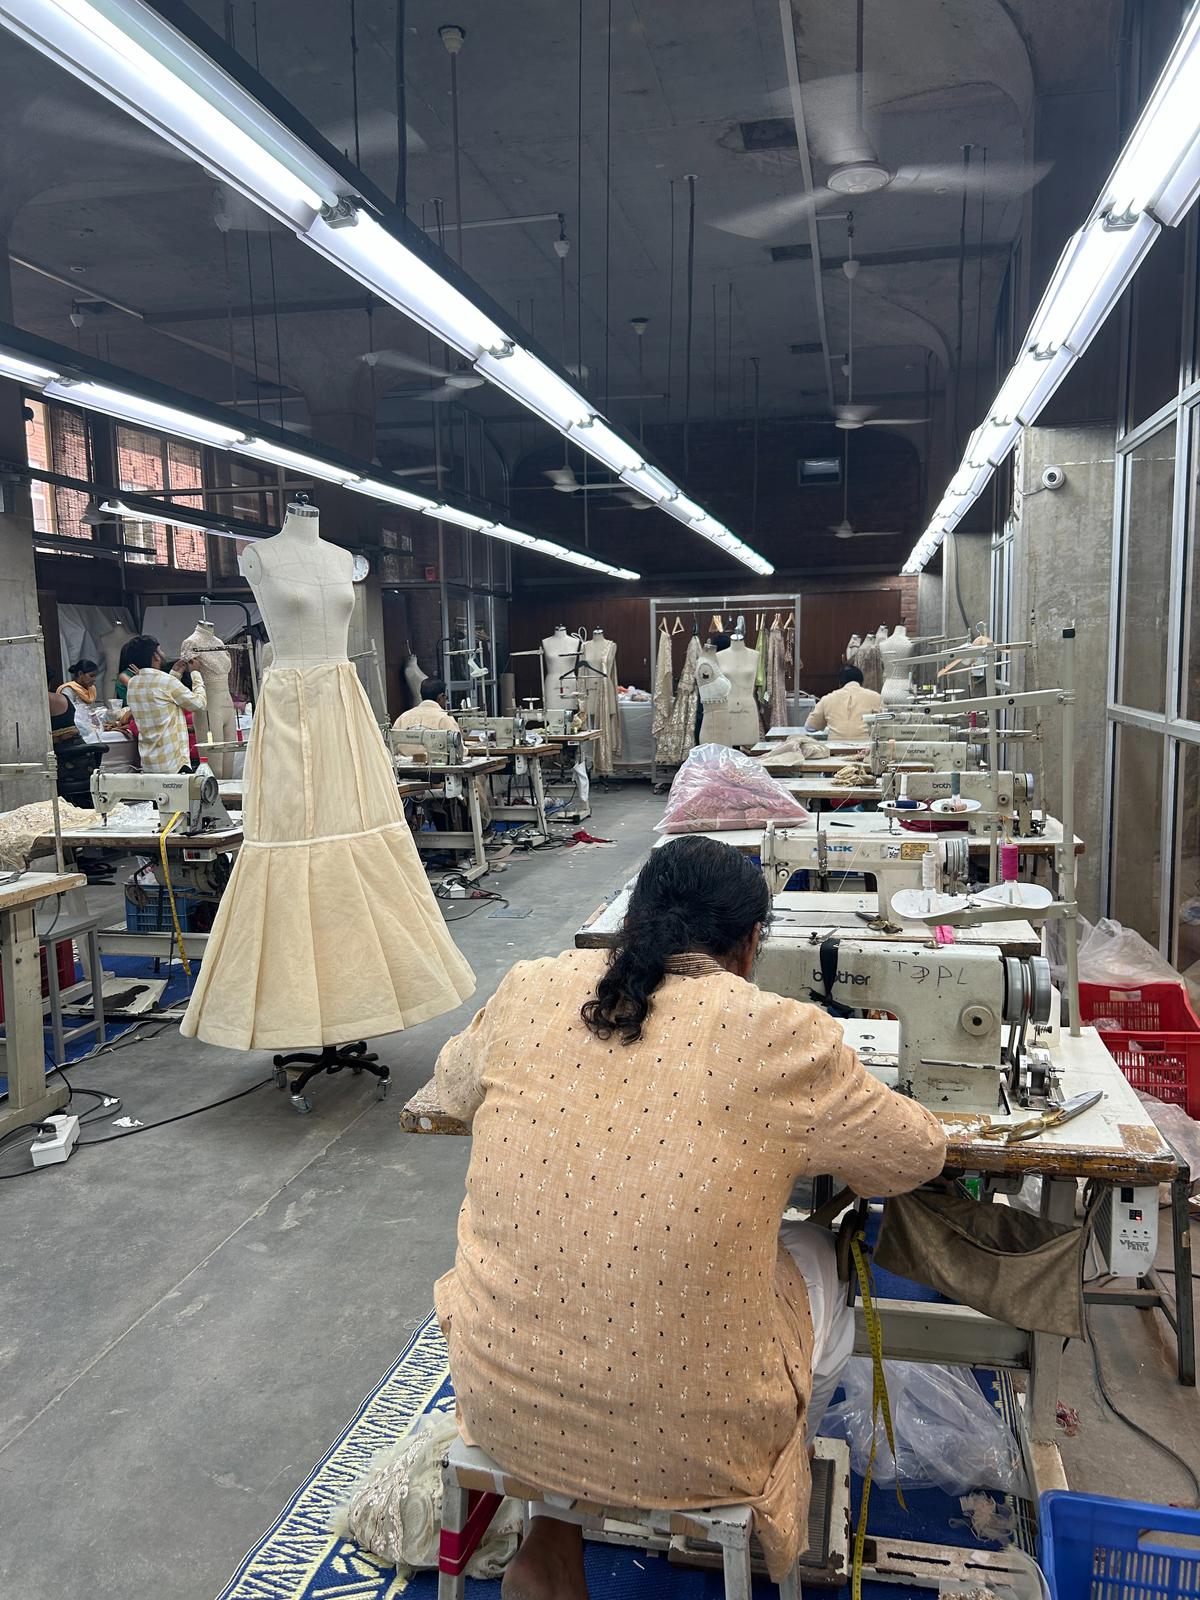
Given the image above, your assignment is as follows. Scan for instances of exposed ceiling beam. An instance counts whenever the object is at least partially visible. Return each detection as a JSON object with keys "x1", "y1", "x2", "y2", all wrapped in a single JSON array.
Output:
[
  {"x1": 770, "y1": 242, "x2": 1010, "y2": 268},
  {"x1": 142, "y1": 294, "x2": 375, "y2": 324}
]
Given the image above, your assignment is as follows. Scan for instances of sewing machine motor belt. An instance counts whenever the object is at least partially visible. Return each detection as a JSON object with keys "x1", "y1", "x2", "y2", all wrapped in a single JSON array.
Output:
[{"x1": 874, "y1": 1187, "x2": 1093, "y2": 1339}]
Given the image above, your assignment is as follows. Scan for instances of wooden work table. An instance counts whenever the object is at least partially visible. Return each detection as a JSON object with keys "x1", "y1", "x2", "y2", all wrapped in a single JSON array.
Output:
[
  {"x1": 394, "y1": 757, "x2": 506, "y2": 881},
  {"x1": 650, "y1": 815, "x2": 1084, "y2": 859},
  {"x1": 0, "y1": 869, "x2": 87, "y2": 1139}
]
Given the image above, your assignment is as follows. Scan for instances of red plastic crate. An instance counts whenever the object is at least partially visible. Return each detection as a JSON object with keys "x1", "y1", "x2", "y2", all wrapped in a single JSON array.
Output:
[
  {"x1": 0, "y1": 939, "x2": 75, "y2": 1025},
  {"x1": 1078, "y1": 979, "x2": 1200, "y2": 1117}
]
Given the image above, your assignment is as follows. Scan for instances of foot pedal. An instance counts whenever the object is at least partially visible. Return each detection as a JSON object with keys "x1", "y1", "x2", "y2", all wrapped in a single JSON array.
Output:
[{"x1": 667, "y1": 1440, "x2": 851, "y2": 1588}]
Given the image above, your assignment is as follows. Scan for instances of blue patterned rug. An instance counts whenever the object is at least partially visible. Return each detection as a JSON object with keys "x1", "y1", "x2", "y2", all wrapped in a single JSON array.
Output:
[{"x1": 217, "y1": 1308, "x2": 1027, "y2": 1600}]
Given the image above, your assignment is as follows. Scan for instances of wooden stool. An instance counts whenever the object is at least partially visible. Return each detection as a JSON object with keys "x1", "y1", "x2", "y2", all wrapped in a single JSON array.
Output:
[{"x1": 437, "y1": 1437, "x2": 805, "y2": 1600}]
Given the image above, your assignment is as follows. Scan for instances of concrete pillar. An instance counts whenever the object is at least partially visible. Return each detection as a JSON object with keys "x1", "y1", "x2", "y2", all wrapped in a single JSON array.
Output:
[
  {"x1": 1009, "y1": 424, "x2": 1116, "y2": 920},
  {"x1": 917, "y1": 572, "x2": 944, "y2": 641},
  {"x1": 0, "y1": 248, "x2": 51, "y2": 811},
  {"x1": 940, "y1": 530, "x2": 992, "y2": 639}
]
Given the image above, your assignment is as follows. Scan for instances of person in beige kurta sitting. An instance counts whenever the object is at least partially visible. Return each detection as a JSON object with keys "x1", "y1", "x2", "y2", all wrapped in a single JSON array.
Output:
[
  {"x1": 433, "y1": 836, "x2": 947, "y2": 1600},
  {"x1": 392, "y1": 676, "x2": 461, "y2": 755},
  {"x1": 804, "y1": 663, "x2": 883, "y2": 741}
]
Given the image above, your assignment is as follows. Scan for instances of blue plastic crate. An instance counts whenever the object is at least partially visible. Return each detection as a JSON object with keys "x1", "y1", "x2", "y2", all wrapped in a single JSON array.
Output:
[
  {"x1": 1040, "y1": 1492, "x2": 1200, "y2": 1600},
  {"x1": 124, "y1": 886, "x2": 218, "y2": 935}
]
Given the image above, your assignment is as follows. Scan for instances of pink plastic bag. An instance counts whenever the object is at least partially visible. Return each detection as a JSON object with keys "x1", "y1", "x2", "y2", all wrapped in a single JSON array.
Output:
[{"x1": 656, "y1": 743, "x2": 810, "y2": 834}]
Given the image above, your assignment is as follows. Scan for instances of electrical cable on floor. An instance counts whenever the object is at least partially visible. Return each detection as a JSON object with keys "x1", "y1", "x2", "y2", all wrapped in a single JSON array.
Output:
[{"x1": 1084, "y1": 1303, "x2": 1200, "y2": 1505}]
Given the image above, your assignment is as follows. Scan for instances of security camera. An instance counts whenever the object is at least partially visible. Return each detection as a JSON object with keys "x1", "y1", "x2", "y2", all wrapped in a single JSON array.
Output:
[{"x1": 1041, "y1": 465, "x2": 1066, "y2": 491}]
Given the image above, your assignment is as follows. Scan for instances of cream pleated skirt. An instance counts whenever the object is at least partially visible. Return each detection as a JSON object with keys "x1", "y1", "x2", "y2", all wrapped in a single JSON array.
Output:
[{"x1": 180, "y1": 661, "x2": 476, "y2": 1050}]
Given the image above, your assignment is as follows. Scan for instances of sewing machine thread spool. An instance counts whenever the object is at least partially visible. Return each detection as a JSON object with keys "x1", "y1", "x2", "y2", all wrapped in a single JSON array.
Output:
[
  {"x1": 1001, "y1": 842, "x2": 1019, "y2": 882},
  {"x1": 921, "y1": 848, "x2": 938, "y2": 892},
  {"x1": 950, "y1": 769, "x2": 961, "y2": 798}
]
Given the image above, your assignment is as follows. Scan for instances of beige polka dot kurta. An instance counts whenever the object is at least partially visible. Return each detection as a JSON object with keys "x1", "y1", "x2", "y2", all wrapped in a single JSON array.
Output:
[{"x1": 433, "y1": 949, "x2": 946, "y2": 1581}]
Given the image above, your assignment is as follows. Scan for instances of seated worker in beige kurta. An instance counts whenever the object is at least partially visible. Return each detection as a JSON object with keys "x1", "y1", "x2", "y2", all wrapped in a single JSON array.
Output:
[
  {"x1": 433, "y1": 835, "x2": 947, "y2": 1600},
  {"x1": 805, "y1": 663, "x2": 883, "y2": 740},
  {"x1": 392, "y1": 675, "x2": 462, "y2": 757}
]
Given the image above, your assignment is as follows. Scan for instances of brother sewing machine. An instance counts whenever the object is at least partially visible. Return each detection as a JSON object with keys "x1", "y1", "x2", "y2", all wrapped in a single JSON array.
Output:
[
  {"x1": 523, "y1": 707, "x2": 575, "y2": 737},
  {"x1": 458, "y1": 713, "x2": 527, "y2": 746},
  {"x1": 90, "y1": 768, "x2": 233, "y2": 835},
  {"x1": 388, "y1": 726, "x2": 466, "y2": 767},
  {"x1": 868, "y1": 734, "x2": 974, "y2": 777},
  {"x1": 880, "y1": 770, "x2": 1039, "y2": 834},
  {"x1": 761, "y1": 822, "x2": 970, "y2": 919},
  {"x1": 754, "y1": 934, "x2": 1056, "y2": 1113}
]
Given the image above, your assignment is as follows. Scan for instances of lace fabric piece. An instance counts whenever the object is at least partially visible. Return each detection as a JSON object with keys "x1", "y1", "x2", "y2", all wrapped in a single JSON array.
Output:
[{"x1": 0, "y1": 800, "x2": 98, "y2": 870}]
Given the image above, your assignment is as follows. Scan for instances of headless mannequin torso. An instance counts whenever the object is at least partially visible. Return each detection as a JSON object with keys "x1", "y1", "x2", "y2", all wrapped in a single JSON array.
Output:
[
  {"x1": 542, "y1": 625, "x2": 581, "y2": 710},
  {"x1": 181, "y1": 619, "x2": 237, "y2": 777},
  {"x1": 879, "y1": 623, "x2": 914, "y2": 706},
  {"x1": 238, "y1": 504, "x2": 355, "y2": 666},
  {"x1": 100, "y1": 617, "x2": 134, "y2": 703}
]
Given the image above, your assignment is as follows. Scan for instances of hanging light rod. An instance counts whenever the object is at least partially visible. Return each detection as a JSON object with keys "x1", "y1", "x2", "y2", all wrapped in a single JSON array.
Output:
[
  {"x1": 903, "y1": 2, "x2": 1200, "y2": 576},
  {"x1": 0, "y1": 0, "x2": 770, "y2": 576},
  {"x1": 0, "y1": 323, "x2": 638, "y2": 579}
]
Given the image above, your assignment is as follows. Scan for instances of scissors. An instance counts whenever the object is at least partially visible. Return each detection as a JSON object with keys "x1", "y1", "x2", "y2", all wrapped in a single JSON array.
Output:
[{"x1": 979, "y1": 1090, "x2": 1103, "y2": 1144}]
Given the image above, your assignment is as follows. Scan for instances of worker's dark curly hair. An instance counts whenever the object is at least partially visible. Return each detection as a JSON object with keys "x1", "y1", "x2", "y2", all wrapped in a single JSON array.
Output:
[{"x1": 581, "y1": 835, "x2": 770, "y2": 1045}]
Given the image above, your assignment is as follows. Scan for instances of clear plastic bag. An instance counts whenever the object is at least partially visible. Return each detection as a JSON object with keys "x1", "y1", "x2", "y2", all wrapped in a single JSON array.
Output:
[
  {"x1": 1077, "y1": 918, "x2": 1179, "y2": 988},
  {"x1": 820, "y1": 1358, "x2": 1027, "y2": 1497},
  {"x1": 655, "y1": 742, "x2": 810, "y2": 834}
]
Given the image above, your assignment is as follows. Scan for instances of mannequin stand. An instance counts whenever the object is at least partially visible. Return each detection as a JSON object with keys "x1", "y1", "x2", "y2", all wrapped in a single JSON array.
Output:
[{"x1": 271, "y1": 1040, "x2": 390, "y2": 1114}]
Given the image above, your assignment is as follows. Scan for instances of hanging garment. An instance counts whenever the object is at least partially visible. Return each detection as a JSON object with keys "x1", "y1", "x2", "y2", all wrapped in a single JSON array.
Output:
[
  {"x1": 853, "y1": 635, "x2": 885, "y2": 693},
  {"x1": 578, "y1": 637, "x2": 621, "y2": 776},
  {"x1": 651, "y1": 626, "x2": 674, "y2": 752},
  {"x1": 180, "y1": 661, "x2": 476, "y2": 1050},
  {"x1": 765, "y1": 623, "x2": 789, "y2": 718},
  {"x1": 658, "y1": 634, "x2": 701, "y2": 764}
]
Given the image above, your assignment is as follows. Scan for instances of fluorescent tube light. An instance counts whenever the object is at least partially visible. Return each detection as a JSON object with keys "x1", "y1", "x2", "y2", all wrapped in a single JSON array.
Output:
[
  {"x1": 0, "y1": 348, "x2": 61, "y2": 385},
  {"x1": 947, "y1": 462, "x2": 992, "y2": 501},
  {"x1": 618, "y1": 464, "x2": 677, "y2": 506},
  {"x1": 305, "y1": 205, "x2": 509, "y2": 362},
  {"x1": 524, "y1": 537, "x2": 639, "y2": 579},
  {"x1": 1027, "y1": 214, "x2": 1159, "y2": 358},
  {"x1": 664, "y1": 492, "x2": 706, "y2": 524},
  {"x1": 487, "y1": 525, "x2": 537, "y2": 547},
  {"x1": 44, "y1": 378, "x2": 245, "y2": 447},
  {"x1": 357, "y1": 478, "x2": 437, "y2": 512},
  {"x1": 568, "y1": 418, "x2": 644, "y2": 476},
  {"x1": 474, "y1": 346, "x2": 593, "y2": 431},
  {"x1": 1101, "y1": 5, "x2": 1200, "y2": 225},
  {"x1": 988, "y1": 348, "x2": 1073, "y2": 430},
  {"x1": 238, "y1": 436, "x2": 362, "y2": 483},
  {"x1": 101, "y1": 497, "x2": 214, "y2": 534},
  {"x1": 964, "y1": 418, "x2": 1022, "y2": 470},
  {"x1": 0, "y1": 0, "x2": 334, "y2": 229},
  {"x1": 427, "y1": 504, "x2": 496, "y2": 532}
]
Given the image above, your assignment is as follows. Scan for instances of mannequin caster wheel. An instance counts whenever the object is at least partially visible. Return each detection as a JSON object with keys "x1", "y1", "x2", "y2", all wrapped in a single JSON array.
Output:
[
  {"x1": 351, "y1": 1065, "x2": 363, "y2": 1076},
  {"x1": 272, "y1": 1065, "x2": 288, "y2": 1090},
  {"x1": 290, "y1": 1093, "x2": 313, "y2": 1114},
  {"x1": 375, "y1": 1076, "x2": 392, "y2": 1102}
]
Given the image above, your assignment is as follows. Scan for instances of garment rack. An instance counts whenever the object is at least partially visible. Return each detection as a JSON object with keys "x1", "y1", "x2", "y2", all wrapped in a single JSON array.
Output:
[{"x1": 648, "y1": 592, "x2": 803, "y2": 786}]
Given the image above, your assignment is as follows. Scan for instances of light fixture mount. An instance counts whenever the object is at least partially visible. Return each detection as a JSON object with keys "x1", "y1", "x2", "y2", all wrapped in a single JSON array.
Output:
[{"x1": 827, "y1": 161, "x2": 892, "y2": 196}]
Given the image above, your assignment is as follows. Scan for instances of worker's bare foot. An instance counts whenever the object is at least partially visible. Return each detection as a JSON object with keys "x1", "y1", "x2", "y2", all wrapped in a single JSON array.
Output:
[{"x1": 501, "y1": 1518, "x2": 589, "y2": 1600}]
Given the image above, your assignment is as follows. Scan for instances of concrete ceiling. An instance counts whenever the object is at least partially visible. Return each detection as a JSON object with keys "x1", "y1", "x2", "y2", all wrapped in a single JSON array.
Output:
[{"x1": 0, "y1": 0, "x2": 1125, "y2": 573}]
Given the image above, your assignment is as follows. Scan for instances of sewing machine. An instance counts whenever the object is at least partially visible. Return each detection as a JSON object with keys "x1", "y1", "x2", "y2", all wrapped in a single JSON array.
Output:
[
  {"x1": 458, "y1": 713, "x2": 527, "y2": 746},
  {"x1": 868, "y1": 735, "x2": 974, "y2": 777},
  {"x1": 388, "y1": 725, "x2": 465, "y2": 767},
  {"x1": 523, "y1": 707, "x2": 575, "y2": 737},
  {"x1": 761, "y1": 822, "x2": 970, "y2": 918},
  {"x1": 754, "y1": 934, "x2": 1056, "y2": 1113},
  {"x1": 90, "y1": 768, "x2": 233, "y2": 835},
  {"x1": 881, "y1": 770, "x2": 1038, "y2": 834}
]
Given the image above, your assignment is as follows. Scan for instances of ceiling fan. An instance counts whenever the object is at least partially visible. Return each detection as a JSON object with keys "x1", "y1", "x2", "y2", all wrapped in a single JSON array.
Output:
[
  {"x1": 543, "y1": 465, "x2": 653, "y2": 509},
  {"x1": 832, "y1": 226, "x2": 928, "y2": 432},
  {"x1": 711, "y1": 1, "x2": 1049, "y2": 241},
  {"x1": 362, "y1": 349, "x2": 485, "y2": 402}
]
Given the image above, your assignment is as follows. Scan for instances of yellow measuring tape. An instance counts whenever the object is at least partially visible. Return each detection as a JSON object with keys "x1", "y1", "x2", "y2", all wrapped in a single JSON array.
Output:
[
  {"x1": 849, "y1": 1233, "x2": 905, "y2": 1600},
  {"x1": 159, "y1": 812, "x2": 192, "y2": 978}
]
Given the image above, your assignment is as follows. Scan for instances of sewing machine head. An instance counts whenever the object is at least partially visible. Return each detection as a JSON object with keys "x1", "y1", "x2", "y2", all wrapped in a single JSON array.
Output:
[
  {"x1": 868, "y1": 735, "x2": 973, "y2": 777},
  {"x1": 754, "y1": 935, "x2": 1054, "y2": 1113},
  {"x1": 89, "y1": 768, "x2": 233, "y2": 835},
  {"x1": 523, "y1": 707, "x2": 573, "y2": 736},
  {"x1": 881, "y1": 770, "x2": 1036, "y2": 834},
  {"x1": 458, "y1": 713, "x2": 526, "y2": 746},
  {"x1": 761, "y1": 822, "x2": 969, "y2": 918},
  {"x1": 389, "y1": 725, "x2": 465, "y2": 766}
]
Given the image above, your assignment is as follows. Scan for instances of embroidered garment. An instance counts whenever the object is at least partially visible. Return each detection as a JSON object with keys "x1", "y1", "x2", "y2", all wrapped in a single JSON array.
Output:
[
  {"x1": 651, "y1": 628, "x2": 674, "y2": 753},
  {"x1": 433, "y1": 949, "x2": 946, "y2": 1581},
  {"x1": 657, "y1": 635, "x2": 701, "y2": 765}
]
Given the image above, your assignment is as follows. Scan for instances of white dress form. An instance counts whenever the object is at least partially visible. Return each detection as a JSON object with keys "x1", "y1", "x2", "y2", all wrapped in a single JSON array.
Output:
[
  {"x1": 844, "y1": 632, "x2": 862, "y2": 666},
  {"x1": 181, "y1": 501, "x2": 474, "y2": 1052},
  {"x1": 543, "y1": 625, "x2": 582, "y2": 711},
  {"x1": 181, "y1": 619, "x2": 237, "y2": 778},
  {"x1": 879, "y1": 623, "x2": 915, "y2": 706},
  {"x1": 404, "y1": 649, "x2": 426, "y2": 707},
  {"x1": 714, "y1": 637, "x2": 760, "y2": 746}
]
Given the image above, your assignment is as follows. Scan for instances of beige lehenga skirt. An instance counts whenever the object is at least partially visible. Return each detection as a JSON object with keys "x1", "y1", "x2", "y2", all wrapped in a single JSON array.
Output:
[{"x1": 180, "y1": 661, "x2": 475, "y2": 1050}]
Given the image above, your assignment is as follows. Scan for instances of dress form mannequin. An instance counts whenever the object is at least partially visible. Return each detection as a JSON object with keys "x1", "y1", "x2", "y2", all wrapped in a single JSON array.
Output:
[
  {"x1": 99, "y1": 617, "x2": 134, "y2": 703},
  {"x1": 879, "y1": 623, "x2": 915, "y2": 706},
  {"x1": 404, "y1": 648, "x2": 426, "y2": 707},
  {"x1": 181, "y1": 499, "x2": 474, "y2": 1068},
  {"x1": 844, "y1": 632, "x2": 862, "y2": 665},
  {"x1": 700, "y1": 638, "x2": 759, "y2": 746},
  {"x1": 580, "y1": 629, "x2": 620, "y2": 775},
  {"x1": 542, "y1": 625, "x2": 582, "y2": 710},
  {"x1": 180, "y1": 619, "x2": 236, "y2": 777}
]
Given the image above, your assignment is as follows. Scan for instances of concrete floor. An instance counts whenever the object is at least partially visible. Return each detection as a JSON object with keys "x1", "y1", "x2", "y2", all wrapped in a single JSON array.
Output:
[{"x1": 3, "y1": 781, "x2": 1199, "y2": 1598}]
